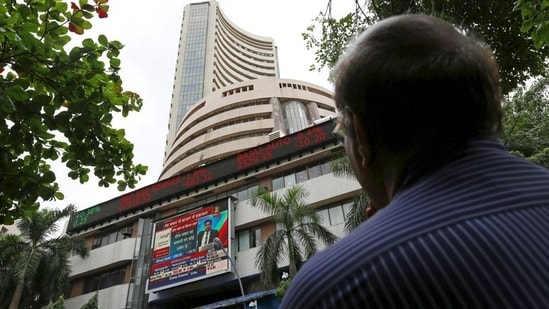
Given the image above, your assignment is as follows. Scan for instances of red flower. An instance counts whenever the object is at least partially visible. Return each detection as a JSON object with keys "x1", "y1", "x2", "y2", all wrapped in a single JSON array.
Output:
[
  {"x1": 96, "y1": 6, "x2": 108, "y2": 18},
  {"x1": 71, "y1": 2, "x2": 79, "y2": 10},
  {"x1": 0, "y1": 67, "x2": 4, "y2": 73}
]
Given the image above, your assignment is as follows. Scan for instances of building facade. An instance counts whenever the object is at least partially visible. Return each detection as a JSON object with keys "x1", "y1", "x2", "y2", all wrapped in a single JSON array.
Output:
[
  {"x1": 63, "y1": 1, "x2": 361, "y2": 308},
  {"x1": 164, "y1": 0, "x2": 279, "y2": 156}
]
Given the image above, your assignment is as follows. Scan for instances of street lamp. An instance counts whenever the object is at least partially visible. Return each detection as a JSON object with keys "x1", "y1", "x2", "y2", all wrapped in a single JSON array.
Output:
[{"x1": 213, "y1": 237, "x2": 246, "y2": 309}]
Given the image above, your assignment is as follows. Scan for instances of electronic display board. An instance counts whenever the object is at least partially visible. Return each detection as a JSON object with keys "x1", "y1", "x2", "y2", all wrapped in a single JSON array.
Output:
[
  {"x1": 67, "y1": 119, "x2": 337, "y2": 233},
  {"x1": 147, "y1": 198, "x2": 233, "y2": 293}
]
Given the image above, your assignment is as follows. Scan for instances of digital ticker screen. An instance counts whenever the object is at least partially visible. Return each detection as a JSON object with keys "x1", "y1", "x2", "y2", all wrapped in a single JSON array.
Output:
[{"x1": 67, "y1": 119, "x2": 337, "y2": 233}]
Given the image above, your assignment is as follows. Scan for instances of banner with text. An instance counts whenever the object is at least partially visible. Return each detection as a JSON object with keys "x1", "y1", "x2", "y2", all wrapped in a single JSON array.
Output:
[{"x1": 147, "y1": 198, "x2": 232, "y2": 293}]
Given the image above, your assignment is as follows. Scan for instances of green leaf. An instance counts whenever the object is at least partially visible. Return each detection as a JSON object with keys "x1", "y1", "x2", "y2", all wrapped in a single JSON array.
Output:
[
  {"x1": 6, "y1": 85, "x2": 29, "y2": 101},
  {"x1": 98, "y1": 34, "x2": 108, "y2": 46}
]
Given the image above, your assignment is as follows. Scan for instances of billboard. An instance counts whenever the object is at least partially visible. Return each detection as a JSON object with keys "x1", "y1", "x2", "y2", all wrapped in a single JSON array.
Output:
[{"x1": 147, "y1": 198, "x2": 233, "y2": 293}]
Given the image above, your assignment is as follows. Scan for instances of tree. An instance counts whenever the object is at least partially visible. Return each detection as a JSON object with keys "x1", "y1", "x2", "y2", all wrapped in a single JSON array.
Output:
[
  {"x1": 330, "y1": 150, "x2": 369, "y2": 233},
  {"x1": 303, "y1": 0, "x2": 549, "y2": 95},
  {"x1": 0, "y1": 204, "x2": 89, "y2": 309},
  {"x1": 0, "y1": 0, "x2": 148, "y2": 224},
  {"x1": 251, "y1": 186, "x2": 338, "y2": 287},
  {"x1": 515, "y1": 0, "x2": 549, "y2": 49},
  {"x1": 503, "y1": 74, "x2": 549, "y2": 168}
]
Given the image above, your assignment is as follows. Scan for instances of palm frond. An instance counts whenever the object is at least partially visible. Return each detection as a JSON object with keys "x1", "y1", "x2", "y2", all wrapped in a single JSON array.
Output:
[
  {"x1": 330, "y1": 150, "x2": 356, "y2": 179},
  {"x1": 256, "y1": 230, "x2": 286, "y2": 286},
  {"x1": 343, "y1": 192, "x2": 369, "y2": 233}
]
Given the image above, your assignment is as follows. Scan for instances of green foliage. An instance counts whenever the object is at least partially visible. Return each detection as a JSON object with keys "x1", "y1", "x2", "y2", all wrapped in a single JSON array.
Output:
[
  {"x1": 515, "y1": 0, "x2": 549, "y2": 49},
  {"x1": 0, "y1": 0, "x2": 148, "y2": 224},
  {"x1": 275, "y1": 277, "x2": 292, "y2": 300},
  {"x1": 304, "y1": 0, "x2": 549, "y2": 94},
  {"x1": 80, "y1": 291, "x2": 98, "y2": 309},
  {"x1": 0, "y1": 204, "x2": 89, "y2": 309},
  {"x1": 330, "y1": 150, "x2": 369, "y2": 232},
  {"x1": 502, "y1": 74, "x2": 549, "y2": 168},
  {"x1": 47, "y1": 295, "x2": 65, "y2": 309},
  {"x1": 251, "y1": 186, "x2": 338, "y2": 287}
]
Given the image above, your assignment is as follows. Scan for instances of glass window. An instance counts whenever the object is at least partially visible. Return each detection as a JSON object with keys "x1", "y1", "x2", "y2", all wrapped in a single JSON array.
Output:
[
  {"x1": 343, "y1": 202, "x2": 353, "y2": 218},
  {"x1": 295, "y1": 169, "x2": 309, "y2": 183},
  {"x1": 100, "y1": 234, "x2": 109, "y2": 247},
  {"x1": 247, "y1": 185, "x2": 259, "y2": 200},
  {"x1": 92, "y1": 237, "x2": 101, "y2": 249},
  {"x1": 237, "y1": 188, "x2": 248, "y2": 201},
  {"x1": 295, "y1": 168, "x2": 308, "y2": 183},
  {"x1": 329, "y1": 206, "x2": 345, "y2": 226},
  {"x1": 320, "y1": 161, "x2": 331, "y2": 175},
  {"x1": 309, "y1": 164, "x2": 322, "y2": 179},
  {"x1": 251, "y1": 227, "x2": 261, "y2": 248},
  {"x1": 283, "y1": 100, "x2": 309, "y2": 134},
  {"x1": 238, "y1": 230, "x2": 250, "y2": 251},
  {"x1": 317, "y1": 209, "x2": 330, "y2": 226},
  {"x1": 272, "y1": 176, "x2": 284, "y2": 191},
  {"x1": 284, "y1": 174, "x2": 296, "y2": 187}
]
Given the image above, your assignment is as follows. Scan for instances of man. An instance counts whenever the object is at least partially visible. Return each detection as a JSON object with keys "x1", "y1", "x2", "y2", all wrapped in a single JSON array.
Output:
[
  {"x1": 196, "y1": 219, "x2": 219, "y2": 251},
  {"x1": 281, "y1": 15, "x2": 549, "y2": 308}
]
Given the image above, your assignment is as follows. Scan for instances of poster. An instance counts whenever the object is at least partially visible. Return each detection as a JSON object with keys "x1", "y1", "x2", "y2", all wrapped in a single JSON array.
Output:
[{"x1": 147, "y1": 198, "x2": 232, "y2": 293}]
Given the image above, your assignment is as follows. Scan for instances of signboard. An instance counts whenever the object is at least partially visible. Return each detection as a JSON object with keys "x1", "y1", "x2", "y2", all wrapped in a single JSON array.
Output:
[
  {"x1": 147, "y1": 198, "x2": 233, "y2": 293},
  {"x1": 67, "y1": 119, "x2": 337, "y2": 233}
]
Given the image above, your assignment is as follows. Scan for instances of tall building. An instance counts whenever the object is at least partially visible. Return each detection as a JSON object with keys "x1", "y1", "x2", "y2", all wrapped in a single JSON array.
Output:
[
  {"x1": 63, "y1": 1, "x2": 360, "y2": 308},
  {"x1": 165, "y1": 1, "x2": 279, "y2": 156}
]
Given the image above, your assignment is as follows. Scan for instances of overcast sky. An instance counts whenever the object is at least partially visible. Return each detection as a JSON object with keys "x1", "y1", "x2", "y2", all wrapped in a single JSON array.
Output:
[{"x1": 43, "y1": 0, "x2": 355, "y2": 211}]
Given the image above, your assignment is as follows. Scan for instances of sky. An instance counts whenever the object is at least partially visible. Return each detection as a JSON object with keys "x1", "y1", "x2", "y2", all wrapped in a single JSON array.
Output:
[{"x1": 43, "y1": 0, "x2": 356, "y2": 212}]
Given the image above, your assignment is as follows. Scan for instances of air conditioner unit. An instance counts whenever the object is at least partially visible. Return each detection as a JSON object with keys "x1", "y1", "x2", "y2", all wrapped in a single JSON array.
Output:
[
  {"x1": 268, "y1": 130, "x2": 285, "y2": 141},
  {"x1": 121, "y1": 227, "x2": 133, "y2": 237}
]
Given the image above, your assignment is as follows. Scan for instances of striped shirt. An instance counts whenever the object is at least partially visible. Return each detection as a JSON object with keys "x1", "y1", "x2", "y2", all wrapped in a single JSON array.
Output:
[{"x1": 281, "y1": 137, "x2": 549, "y2": 309}]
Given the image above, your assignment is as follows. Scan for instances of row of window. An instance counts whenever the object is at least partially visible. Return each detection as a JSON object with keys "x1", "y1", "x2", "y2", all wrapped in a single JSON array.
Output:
[
  {"x1": 317, "y1": 201, "x2": 353, "y2": 227},
  {"x1": 272, "y1": 159, "x2": 332, "y2": 191},
  {"x1": 235, "y1": 200, "x2": 354, "y2": 252},
  {"x1": 81, "y1": 267, "x2": 127, "y2": 294},
  {"x1": 91, "y1": 225, "x2": 133, "y2": 249},
  {"x1": 179, "y1": 182, "x2": 259, "y2": 213}
]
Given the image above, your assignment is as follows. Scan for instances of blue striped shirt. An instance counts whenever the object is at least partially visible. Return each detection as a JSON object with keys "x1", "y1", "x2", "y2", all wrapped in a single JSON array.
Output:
[{"x1": 281, "y1": 137, "x2": 549, "y2": 308}]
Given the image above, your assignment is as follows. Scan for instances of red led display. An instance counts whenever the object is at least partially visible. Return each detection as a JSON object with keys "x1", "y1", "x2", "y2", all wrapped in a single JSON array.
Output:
[{"x1": 67, "y1": 119, "x2": 337, "y2": 233}]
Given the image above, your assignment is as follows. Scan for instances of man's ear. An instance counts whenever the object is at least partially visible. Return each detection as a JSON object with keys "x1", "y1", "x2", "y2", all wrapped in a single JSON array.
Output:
[{"x1": 349, "y1": 110, "x2": 374, "y2": 168}]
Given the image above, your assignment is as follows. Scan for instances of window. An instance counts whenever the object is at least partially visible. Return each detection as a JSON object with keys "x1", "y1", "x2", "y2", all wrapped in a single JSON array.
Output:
[
  {"x1": 91, "y1": 225, "x2": 133, "y2": 249},
  {"x1": 272, "y1": 176, "x2": 284, "y2": 191},
  {"x1": 329, "y1": 207, "x2": 345, "y2": 225},
  {"x1": 283, "y1": 100, "x2": 309, "y2": 134},
  {"x1": 234, "y1": 183, "x2": 259, "y2": 201},
  {"x1": 237, "y1": 227, "x2": 262, "y2": 251},
  {"x1": 284, "y1": 174, "x2": 296, "y2": 187},
  {"x1": 295, "y1": 168, "x2": 308, "y2": 183},
  {"x1": 317, "y1": 200, "x2": 354, "y2": 227},
  {"x1": 271, "y1": 159, "x2": 332, "y2": 189},
  {"x1": 317, "y1": 209, "x2": 330, "y2": 226},
  {"x1": 81, "y1": 267, "x2": 127, "y2": 294}
]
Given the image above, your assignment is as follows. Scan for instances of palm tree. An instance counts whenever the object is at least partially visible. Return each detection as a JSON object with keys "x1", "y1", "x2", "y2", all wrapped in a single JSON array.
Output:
[
  {"x1": 330, "y1": 150, "x2": 370, "y2": 233},
  {"x1": 251, "y1": 185, "x2": 338, "y2": 287},
  {"x1": 0, "y1": 204, "x2": 89, "y2": 309}
]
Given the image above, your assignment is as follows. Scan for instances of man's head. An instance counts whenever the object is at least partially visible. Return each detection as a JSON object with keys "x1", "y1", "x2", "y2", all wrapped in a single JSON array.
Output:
[
  {"x1": 204, "y1": 219, "x2": 212, "y2": 231},
  {"x1": 333, "y1": 14, "x2": 503, "y2": 203}
]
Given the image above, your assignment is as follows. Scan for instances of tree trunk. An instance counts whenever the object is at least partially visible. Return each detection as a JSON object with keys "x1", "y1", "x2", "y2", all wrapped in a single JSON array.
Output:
[{"x1": 9, "y1": 281, "x2": 24, "y2": 309}]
